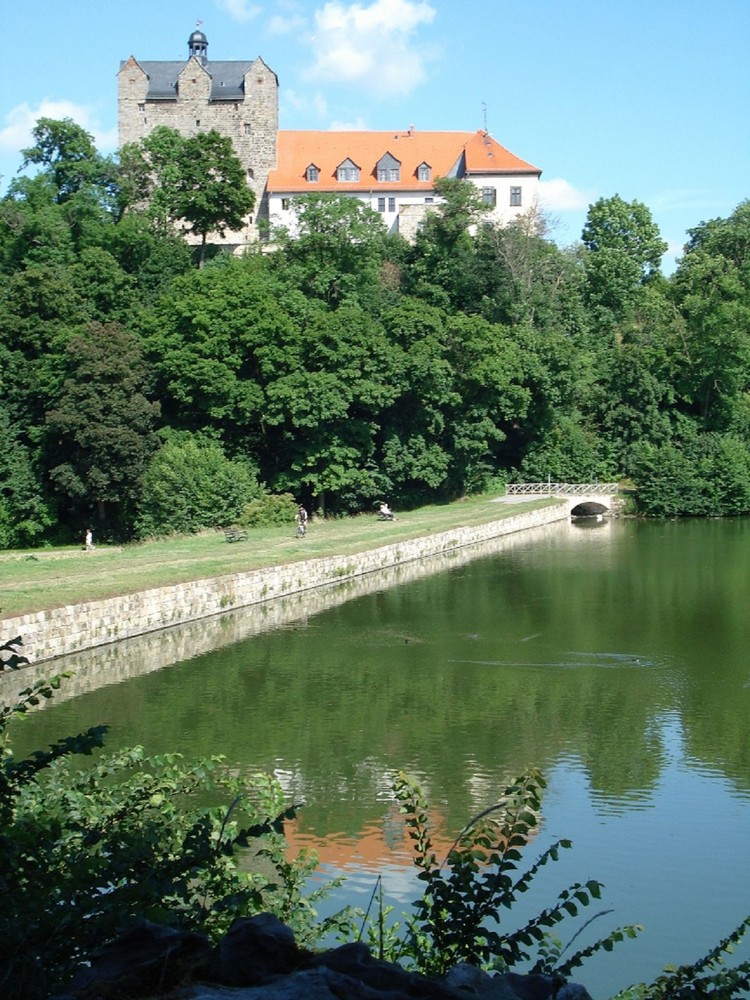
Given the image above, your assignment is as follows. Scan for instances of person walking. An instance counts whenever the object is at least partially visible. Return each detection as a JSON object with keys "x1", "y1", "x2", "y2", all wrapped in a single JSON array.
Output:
[
  {"x1": 295, "y1": 505, "x2": 308, "y2": 537},
  {"x1": 85, "y1": 528, "x2": 94, "y2": 551}
]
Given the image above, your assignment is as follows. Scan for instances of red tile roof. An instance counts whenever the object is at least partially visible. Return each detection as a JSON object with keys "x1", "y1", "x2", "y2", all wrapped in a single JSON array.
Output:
[{"x1": 266, "y1": 128, "x2": 541, "y2": 193}]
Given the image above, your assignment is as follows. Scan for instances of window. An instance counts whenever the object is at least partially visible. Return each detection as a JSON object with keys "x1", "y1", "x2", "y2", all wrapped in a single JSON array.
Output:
[
  {"x1": 376, "y1": 153, "x2": 400, "y2": 183},
  {"x1": 481, "y1": 187, "x2": 497, "y2": 208},
  {"x1": 247, "y1": 168, "x2": 254, "y2": 180},
  {"x1": 418, "y1": 163, "x2": 431, "y2": 182},
  {"x1": 138, "y1": 102, "x2": 145, "y2": 112},
  {"x1": 306, "y1": 164, "x2": 319, "y2": 182},
  {"x1": 388, "y1": 197, "x2": 396, "y2": 213},
  {"x1": 281, "y1": 198, "x2": 290, "y2": 210},
  {"x1": 424, "y1": 196, "x2": 434, "y2": 204},
  {"x1": 377, "y1": 197, "x2": 386, "y2": 212},
  {"x1": 244, "y1": 124, "x2": 252, "y2": 135},
  {"x1": 337, "y1": 159, "x2": 360, "y2": 182},
  {"x1": 510, "y1": 186, "x2": 522, "y2": 207}
]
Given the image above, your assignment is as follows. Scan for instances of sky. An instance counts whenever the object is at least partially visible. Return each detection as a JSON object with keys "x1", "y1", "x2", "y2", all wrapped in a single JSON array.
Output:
[{"x1": 1, "y1": 0, "x2": 748, "y2": 272}]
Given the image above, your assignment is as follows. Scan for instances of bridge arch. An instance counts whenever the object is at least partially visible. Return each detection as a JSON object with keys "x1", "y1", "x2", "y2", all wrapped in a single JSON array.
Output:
[{"x1": 570, "y1": 500, "x2": 609, "y2": 517}]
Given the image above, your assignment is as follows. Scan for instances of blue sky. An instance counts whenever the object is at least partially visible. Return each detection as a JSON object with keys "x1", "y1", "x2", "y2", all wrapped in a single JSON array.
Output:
[{"x1": 1, "y1": 0, "x2": 748, "y2": 271}]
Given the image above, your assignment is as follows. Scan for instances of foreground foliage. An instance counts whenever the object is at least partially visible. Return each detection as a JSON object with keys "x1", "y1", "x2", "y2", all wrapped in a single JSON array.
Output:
[
  {"x1": 363, "y1": 772, "x2": 750, "y2": 996},
  {"x1": 366, "y1": 771, "x2": 642, "y2": 978},
  {"x1": 0, "y1": 638, "x2": 339, "y2": 998}
]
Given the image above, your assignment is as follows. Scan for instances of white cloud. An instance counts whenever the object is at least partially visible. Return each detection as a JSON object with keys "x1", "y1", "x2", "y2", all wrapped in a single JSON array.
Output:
[
  {"x1": 0, "y1": 99, "x2": 117, "y2": 164},
  {"x1": 305, "y1": 0, "x2": 437, "y2": 98},
  {"x1": 538, "y1": 177, "x2": 594, "y2": 213},
  {"x1": 214, "y1": 0, "x2": 262, "y2": 22}
]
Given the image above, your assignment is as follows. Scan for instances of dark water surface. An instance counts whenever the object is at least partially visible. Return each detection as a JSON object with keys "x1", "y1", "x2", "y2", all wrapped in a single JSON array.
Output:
[{"x1": 7, "y1": 517, "x2": 750, "y2": 997}]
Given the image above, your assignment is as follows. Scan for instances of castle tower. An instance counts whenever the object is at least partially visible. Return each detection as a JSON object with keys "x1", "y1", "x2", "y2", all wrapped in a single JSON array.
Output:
[{"x1": 118, "y1": 28, "x2": 279, "y2": 246}]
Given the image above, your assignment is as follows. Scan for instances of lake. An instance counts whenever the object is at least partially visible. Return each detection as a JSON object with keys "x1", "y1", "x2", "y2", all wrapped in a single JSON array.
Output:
[{"x1": 5, "y1": 516, "x2": 750, "y2": 997}]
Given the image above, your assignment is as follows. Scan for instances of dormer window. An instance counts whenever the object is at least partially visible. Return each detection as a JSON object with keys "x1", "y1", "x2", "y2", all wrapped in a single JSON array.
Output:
[
  {"x1": 417, "y1": 162, "x2": 431, "y2": 182},
  {"x1": 336, "y1": 158, "x2": 360, "y2": 183},
  {"x1": 376, "y1": 152, "x2": 401, "y2": 183},
  {"x1": 306, "y1": 164, "x2": 320, "y2": 182}
]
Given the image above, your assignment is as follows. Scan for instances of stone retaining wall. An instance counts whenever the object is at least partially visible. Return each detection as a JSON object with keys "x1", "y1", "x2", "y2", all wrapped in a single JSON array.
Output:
[{"x1": 3, "y1": 505, "x2": 566, "y2": 666}]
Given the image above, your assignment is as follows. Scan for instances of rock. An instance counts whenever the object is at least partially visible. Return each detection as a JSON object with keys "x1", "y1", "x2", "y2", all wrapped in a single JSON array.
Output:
[
  {"x1": 208, "y1": 913, "x2": 307, "y2": 986},
  {"x1": 55, "y1": 913, "x2": 594, "y2": 1000},
  {"x1": 55, "y1": 919, "x2": 212, "y2": 998}
]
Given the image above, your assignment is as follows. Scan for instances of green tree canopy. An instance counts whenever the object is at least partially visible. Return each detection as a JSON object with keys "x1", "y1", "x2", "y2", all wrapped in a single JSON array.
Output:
[
  {"x1": 581, "y1": 194, "x2": 667, "y2": 323},
  {"x1": 20, "y1": 117, "x2": 118, "y2": 207},
  {"x1": 44, "y1": 323, "x2": 160, "y2": 534},
  {"x1": 272, "y1": 193, "x2": 388, "y2": 307},
  {"x1": 119, "y1": 127, "x2": 255, "y2": 265}
]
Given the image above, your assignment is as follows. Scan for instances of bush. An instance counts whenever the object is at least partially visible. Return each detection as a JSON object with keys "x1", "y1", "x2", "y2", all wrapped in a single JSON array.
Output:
[
  {"x1": 629, "y1": 432, "x2": 750, "y2": 516},
  {"x1": 240, "y1": 491, "x2": 298, "y2": 528},
  {"x1": 367, "y1": 770, "x2": 641, "y2": 978},
  {"x1": 136, "y1": 436, "x2": 262, "y2": 536}
]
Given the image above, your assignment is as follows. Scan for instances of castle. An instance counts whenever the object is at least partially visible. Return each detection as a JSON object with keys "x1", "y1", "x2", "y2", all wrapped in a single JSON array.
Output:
[{"x1": 118, "y1": 28, "x2": 541, "y2": 249}]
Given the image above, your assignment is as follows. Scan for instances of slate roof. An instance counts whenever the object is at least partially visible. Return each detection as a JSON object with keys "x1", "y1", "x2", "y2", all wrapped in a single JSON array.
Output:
[
  {"x1": 122, "y1": 59, "x2": 255, "y2": 101},
  {"x1": 266, "y1": 129, "x2": 541, "y2": 193}
]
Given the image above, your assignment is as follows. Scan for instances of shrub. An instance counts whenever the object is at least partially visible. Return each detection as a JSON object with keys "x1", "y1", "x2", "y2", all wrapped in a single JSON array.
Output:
[
  {"x1": 240, "y1": 491, "x2": 297, "y2": 528},
  {"x1": 136, "y1": 436, "x2": 262, "y2": 536},
  {"x1": 367, "y1": 770, "x2": 641, "y2": 979},
  {"x1": 629, "y1": 432, "x2": 750, "y2": 516}
]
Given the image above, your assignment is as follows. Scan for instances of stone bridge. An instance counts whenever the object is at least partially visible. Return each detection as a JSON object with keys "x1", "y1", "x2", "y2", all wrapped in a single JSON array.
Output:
[{"x1": 505, "y1": 482, "x2": 621, "y2": 517}]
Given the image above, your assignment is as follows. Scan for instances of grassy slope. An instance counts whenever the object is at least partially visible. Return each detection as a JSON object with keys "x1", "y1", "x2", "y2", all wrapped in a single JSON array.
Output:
[{"x1": 0, "y1": 497, "x2": 556, "y2": 620}]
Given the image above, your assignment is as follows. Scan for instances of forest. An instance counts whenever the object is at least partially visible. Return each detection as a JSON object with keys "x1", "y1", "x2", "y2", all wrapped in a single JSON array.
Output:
[{"x1": 1, "y1": 117, "x2": 749, "y2": 546}]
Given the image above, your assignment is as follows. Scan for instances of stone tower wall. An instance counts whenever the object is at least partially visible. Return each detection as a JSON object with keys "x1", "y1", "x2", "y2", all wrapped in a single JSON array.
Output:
[{"x1": 117, "y1": 52, "x2": 279, "y2": 247}]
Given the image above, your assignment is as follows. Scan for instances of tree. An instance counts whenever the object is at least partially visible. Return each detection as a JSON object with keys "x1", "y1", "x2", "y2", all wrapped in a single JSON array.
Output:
[
  {"x1": 20, "y1": 117, "x2": 118, "y2": 207},
  {"x1": 406, "y1": 177, "x2": 489, "y2": 311},
  {"x1": 142, "y1": 254, "x2": 299, "y2": 452},
  {"x1": 442, "y1": 313, "x2": 531, "y2": 493},
  {"x1": 670, "y1": 203, "x2": 750, "y2": 432},
  {"x1": 473, "y1": 210, "x2": 589, "y2": 334},
  {"x1": 272, "y1": 193, "x2": 388, "y2": 306},
  {"x1": 44, "y1": 323, "x2": 160, "y2": 535},
  {"x1": 175, "y1": 130, "x2": 255, "y2": 265},
  {"x1": 0, "y1": 400, "x2": 55, "y2": 548},
  {"x1": 264, "y1": 302, "x2": 399, "y2": 510},
  {"x1": 119, "y1": 127, "x2": 254, "y2": 265},
  {"x1": 581, "y1": 194, "x2": 667, "y2": 323}
]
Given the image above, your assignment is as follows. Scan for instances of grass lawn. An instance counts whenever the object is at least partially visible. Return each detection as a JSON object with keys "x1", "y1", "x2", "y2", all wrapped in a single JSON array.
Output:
[{"x1": 0, "y1": 495, "x2": 557, "y2": 620}]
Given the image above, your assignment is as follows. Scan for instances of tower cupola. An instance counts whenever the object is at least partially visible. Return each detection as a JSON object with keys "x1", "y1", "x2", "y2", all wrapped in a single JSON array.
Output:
[{"x1": 188, "y1": 27, "x2": 208, "y2": 65}]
